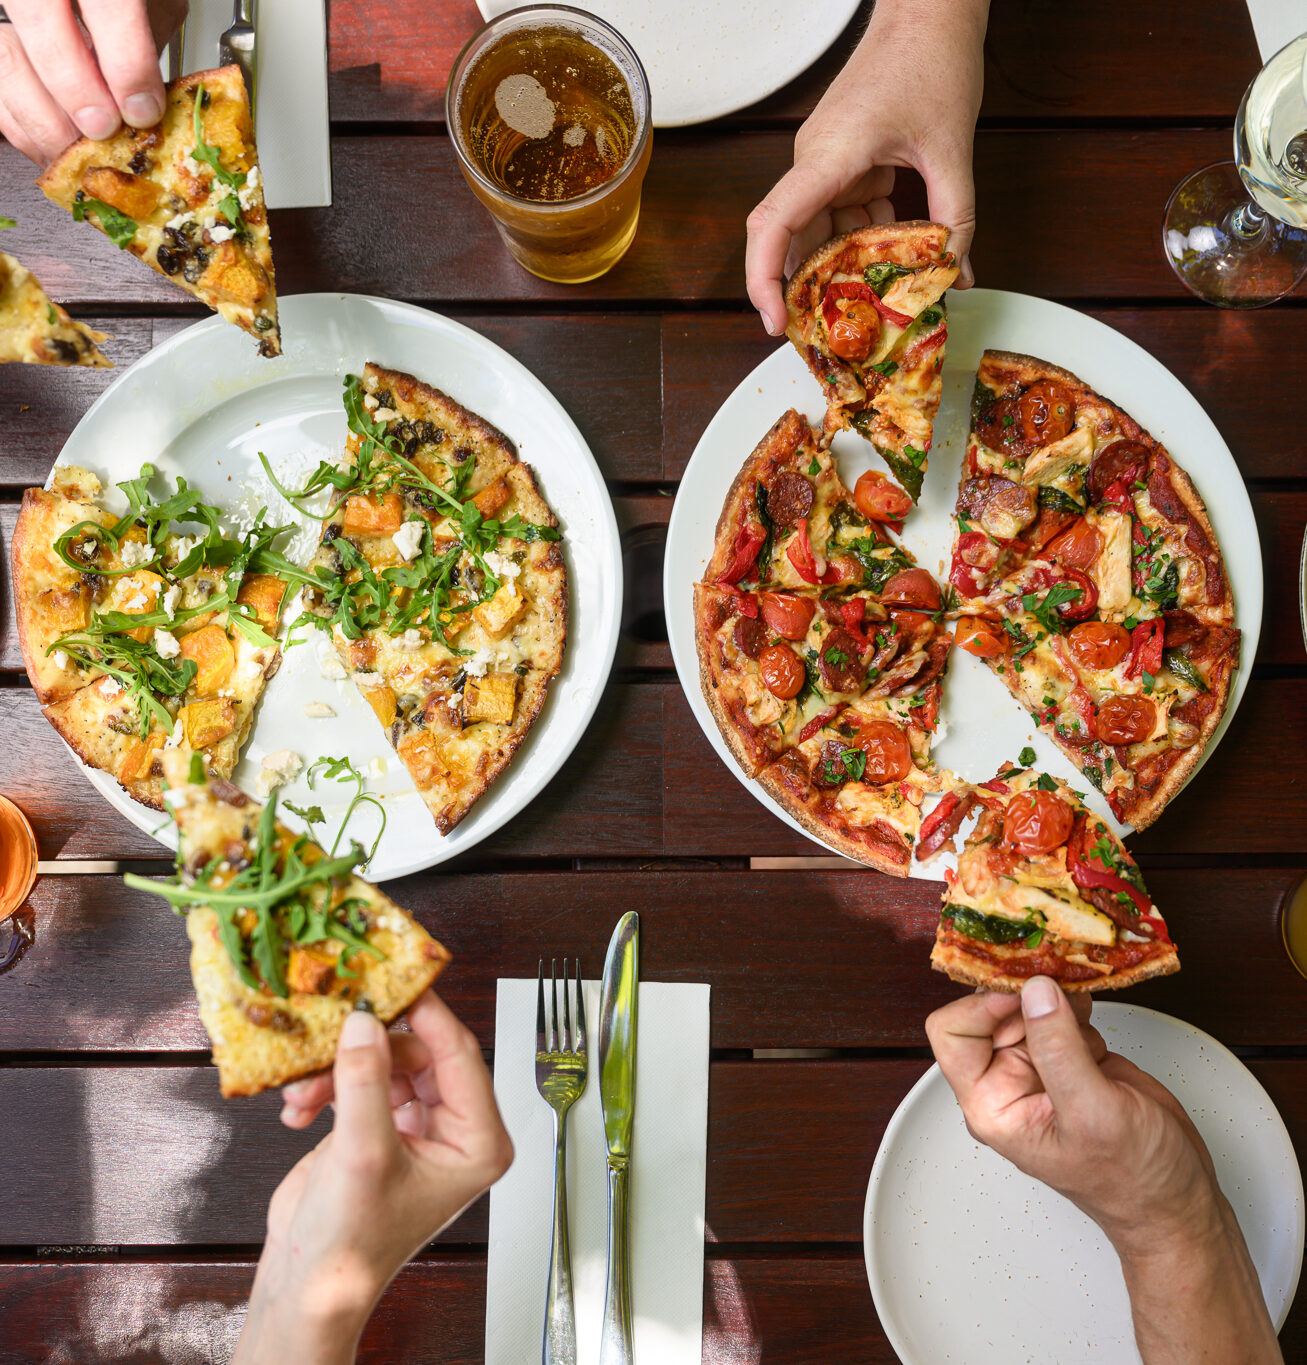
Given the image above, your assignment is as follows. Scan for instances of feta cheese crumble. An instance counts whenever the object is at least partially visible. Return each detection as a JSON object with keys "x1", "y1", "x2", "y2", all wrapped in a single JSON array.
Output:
[
  {"x1": 392, "y1": 520, "x2": 424, "y2": 562},
  {"x1": 153, "y1": 629, "x2": 181, "y2": 659},
  {"x1": 393, "y1": 628, "x2": 425, "y2": 652},
  {"x1": 302, "y1": 701, "x2": 336, "y2": 719},
  {"x1": 256, "y1": 749, "x2": 303, "y2": 799},
  {"x1": 118, "y1": 540, "x2": 156, "y2": 568},
  {"x1": 161, "y1": 584, "x2": 181, "y2": 620},
  {"x1": 483, "y1": 550, "x2": 521, "y2": 580},
  {"x1": 51, "y1": 649, "x2": 69, "y2": 670}
]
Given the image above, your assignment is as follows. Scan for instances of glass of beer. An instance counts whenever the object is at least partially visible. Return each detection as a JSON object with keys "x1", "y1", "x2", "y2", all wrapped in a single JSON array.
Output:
[
  {"x1": 1281, "y1": 873, "x2": 1307, "y2": 982},
  {"x1": 446, "y1": 5, "x2": 653, "y2": 284},
  {"x1": 0, "y1": 792, "x2": 37, "y2": 918}
]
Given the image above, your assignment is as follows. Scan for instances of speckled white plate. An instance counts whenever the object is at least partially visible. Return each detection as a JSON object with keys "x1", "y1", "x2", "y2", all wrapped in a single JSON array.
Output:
[
  {"x1": 51, "y1": 293, "x2": 622, "y2": 881},
  {"x1": 476, "y1": 0, "x2": 861, "y2": 127},
  {"x1": 865, "y1": 1002, "x2": 1304, "y2": 1363}
]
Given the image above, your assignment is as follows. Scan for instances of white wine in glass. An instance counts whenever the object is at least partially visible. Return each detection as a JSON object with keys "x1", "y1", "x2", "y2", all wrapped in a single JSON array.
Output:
[{"x1": 1163, "y1": 30, "x2": 1307, "y2": 307}]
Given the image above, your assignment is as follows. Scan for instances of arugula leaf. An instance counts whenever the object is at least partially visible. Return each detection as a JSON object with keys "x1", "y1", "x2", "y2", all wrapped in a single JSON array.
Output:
[
  {"x1": 307, "y1": 754, "x2": 388, "y2": 866},
  {"x1": 216, "y1": 191, "x2": 246, "y2": 233},
  {"x1": 283, "y1": 802, "x2": 325, "y2": 825},
  {"x1": 0, "y1": 216, "x2": 15, "y2": 230},
  {"x1": 72, "y1": 197, "x2": 137, "y2": 249},
  {"x1": 190, "y1": 83, "x2": 247, "y2": 188}
]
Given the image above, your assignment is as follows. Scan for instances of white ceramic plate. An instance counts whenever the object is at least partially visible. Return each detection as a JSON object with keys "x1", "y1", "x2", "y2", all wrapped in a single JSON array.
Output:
[
  {"x1": 664, "y1": 289, "x2": 1262, "y2": 875},
  {"x1": 52, "y1": 293, "x2": 622, "y2": 881},
  {"x1": 476, "y1": 0, "x2": 860, "y2": 128},
  {"x1": 865, "y1": 1002, "x2": 1305, "y2": 1362}
]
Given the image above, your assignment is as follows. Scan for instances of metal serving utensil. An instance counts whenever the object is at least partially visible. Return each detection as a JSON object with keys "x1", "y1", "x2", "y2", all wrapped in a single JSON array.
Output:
[{"x1": 218, "y1": 0, "x2": 257, "y2": 117}]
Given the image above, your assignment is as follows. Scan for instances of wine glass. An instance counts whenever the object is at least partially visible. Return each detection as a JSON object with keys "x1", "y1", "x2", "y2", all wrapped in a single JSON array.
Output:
[{"x1": 1163, "y1": 30, "x2": 1307, "y2": 308}]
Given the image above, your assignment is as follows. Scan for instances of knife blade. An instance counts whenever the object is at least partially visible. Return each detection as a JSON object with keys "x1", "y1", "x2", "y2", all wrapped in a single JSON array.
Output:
[{"x1": 598, "y1": 911, "x2": 639, "y2": 1365}]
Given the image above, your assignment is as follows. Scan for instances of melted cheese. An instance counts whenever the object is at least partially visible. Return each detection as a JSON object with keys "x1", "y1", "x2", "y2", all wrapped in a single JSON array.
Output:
[
  {"x1": 1022, "y1": 425, "x2": 1093, "y2": 488},
  {"x1": 1086, "y1": 508, "x2": 1133, "y2": 617}
]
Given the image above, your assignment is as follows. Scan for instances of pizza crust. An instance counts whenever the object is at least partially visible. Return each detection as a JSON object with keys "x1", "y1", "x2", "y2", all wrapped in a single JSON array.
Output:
[{"x1": 930, "y1": 930, "x2": 1180, "y2": 993}]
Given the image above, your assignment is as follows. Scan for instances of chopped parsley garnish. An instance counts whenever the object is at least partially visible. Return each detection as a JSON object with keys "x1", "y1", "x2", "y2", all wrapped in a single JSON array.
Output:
[
  {"x1": 807, "y1": 456, "x2": 821, "y2": 476},
  {"x1": 1036, "y1": 773, "x2": 1058, "y2": 792},
  {"x1": 1022, "y1": 583, "x2": 1082, "y2": 636},
  {"x1": 824, "y1": 647, "x2": 850, "y2": 667},
  {"x1": 0, "y1": 216, "x2": 15, "y2": 230},
  {"x1": 838, "y1": 747, "x2": 867, "y2": 782},
  {"x1": 1018, "y1": 746, "x2": 1036, "y2": 766},
  {"x1": 868, "y1": 359, "x2": 898, "y2": 377}
]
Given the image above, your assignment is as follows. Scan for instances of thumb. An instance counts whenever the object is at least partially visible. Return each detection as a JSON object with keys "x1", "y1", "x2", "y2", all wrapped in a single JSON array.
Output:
[
  {"x1": 332, "y1": 1009, "x2": 400, "y2": 1151},
  {"x1": 1020, "y1": 977, "x2": 1110, "y2": 1119},
  {"x1": 918, "y1": 137, "x2": 977, "y2": 286}
]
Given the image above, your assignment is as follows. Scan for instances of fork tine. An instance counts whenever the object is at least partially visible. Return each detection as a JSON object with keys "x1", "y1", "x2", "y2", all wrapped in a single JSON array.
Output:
[
  {"x1": 549, "y1": 958, "x2": 559, "y2": 1053},
  {"x1": 574, "y1": 957, "x2": 586, "y2": 1055},
  {"x1": 536, "y1": 960, "x2": 546, "y2": 1054},
  {"x1": 562, "y1": 957, "x2": 572, "y2": 1052}
]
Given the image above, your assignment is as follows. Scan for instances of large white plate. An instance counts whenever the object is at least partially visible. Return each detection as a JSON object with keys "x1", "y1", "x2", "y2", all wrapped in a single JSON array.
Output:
[
  {"x1": 865, "y1": 1002, "x2": 1305, "y2": 1362},
  {"x1": 664, "y1": 289, "x2": 1262, "y2": 873},
  {"x1": 53, "y1": 293, "x2": 622, "y2": 881},
  {"x1": 476, "y1": 0, "x2": 860, "y2": 128}
]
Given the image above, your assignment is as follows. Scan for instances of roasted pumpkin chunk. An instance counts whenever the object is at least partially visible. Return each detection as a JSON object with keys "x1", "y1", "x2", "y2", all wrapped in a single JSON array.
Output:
[
  {"x1": 179, "y1": 624, "x2": 235, "y2": 695},
  {"x1": 180, "y1": 696, "x2": 237, "y2": 748}
]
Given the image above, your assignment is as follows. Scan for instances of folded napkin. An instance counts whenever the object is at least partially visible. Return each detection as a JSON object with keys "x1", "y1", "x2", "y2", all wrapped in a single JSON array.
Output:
[
  {"x1": 1245, "y1": 0, "x2": 1305, "y2": 60},
  {"x1": 486, "y1": 978, "x2": 710, "y2": 1365},
  {"x1": 172, "y1": 0, "x2": 332, "y2": 209}
]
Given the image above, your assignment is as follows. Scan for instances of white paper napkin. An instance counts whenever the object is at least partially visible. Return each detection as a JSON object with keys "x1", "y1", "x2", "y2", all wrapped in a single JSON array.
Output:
[
  {"x1": 486, "y1": 979, "x2": 710, "y2": 1365},
  {"x1": 1245, "y1": 0, "x2": 1305, "y2": 60},
  {"x1": 169, "y1": 0, "x2": 332, "y2": 208}
]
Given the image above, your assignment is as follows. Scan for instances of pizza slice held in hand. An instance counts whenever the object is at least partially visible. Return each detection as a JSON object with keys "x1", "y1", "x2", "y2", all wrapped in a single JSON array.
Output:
[
  {"x1": 0, "y1": 246, "x2": 109, "y2": 367},
  {"x1": 38, "y1": 65, "x2": 279, "y2": 355},
  {"x1": 126, "y1": 751, "x2": 450, "y2": 1097},
  {"x1": 919, "y1": 763, "x2": 1179, "y2": 991},
  {"x1": 784, "y1": 222, "x2": 958, "y2": 500}
]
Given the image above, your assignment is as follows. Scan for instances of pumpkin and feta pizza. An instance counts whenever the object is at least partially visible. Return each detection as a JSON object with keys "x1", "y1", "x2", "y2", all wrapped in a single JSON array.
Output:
[
  {"x1": 11, "y1": 463, "x2": 292, "y2": 807},
  {"x1": 37, "y1": 65, "x2": 279, "y2": 356},
  {"x1": 919, "y1": 763, "x2": 1179, "y2": 992},
  {"x1": 947, "y1": 351, "x2": 1239, "y2": 830},
  {"x1": 126, "y1": 751, "x2": 450, "y2": 1097},
  {"x1": 0, "y1": 237, "x2": 109, "y2": 366},
  {"x1": 270, "y1": 364, "x2": 567, "y2": 836},
  {"x1": 784, "y1": 221, "x2": 958, "y2": 500}
]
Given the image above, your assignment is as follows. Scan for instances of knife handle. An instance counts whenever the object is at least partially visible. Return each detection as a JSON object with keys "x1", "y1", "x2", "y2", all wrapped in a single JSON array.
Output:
[
  {"x1": 600, "y1": 1159, "x2": 634, "y2": 1365},
  {"x1": 542, "y1": 1112, "x2": 576, "y2": 1365}
]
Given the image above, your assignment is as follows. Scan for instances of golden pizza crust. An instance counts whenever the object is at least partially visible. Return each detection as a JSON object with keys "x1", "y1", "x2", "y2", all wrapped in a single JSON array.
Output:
[
  {"x1": 693, "y1": 584, "x2": 777, "y2": 780},
  {"x1": 0, "y1": 251, "x2": 110, "y2": 366},
  {"x1": 930, "y1": 931, "x2": 1180, "y2": 993}
]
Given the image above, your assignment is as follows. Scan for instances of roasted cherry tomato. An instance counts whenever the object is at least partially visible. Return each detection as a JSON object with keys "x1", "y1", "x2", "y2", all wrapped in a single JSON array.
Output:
[
  {"x1": 1044, "y1": 517, "x2": 1103, "y2": 571},
  {"x1": 851, "y1": 718, "x2": 914, "y2": 784},
  {"x1": 880, "y1": 568, "x2": 942, "y2": 611},
  {"x1": 1094, "y1": 694, "x2": 1157, "y2": 746},
  {"x1": 891, "y1": 608, "x2": 936, "y2": 633},
  {"x1": 1018, "y1": 381, "x2": 1075, "y2": 446},
  {"x1": 1067, "y1": 621, "x2": 1131, "y2": 670},
  {"x1": 1003, "y1": 789, "x2": 1075, "y2": 856},
  {"x1": 759, "y1": 643, "x2": 806, "y2": 700},
  {"x1": 759, "y1": 592, "x2": 816, "y2": 641},
  {"x1": 955, "y1": 615, "x2": 1007, "y2": 659},
  {"x1": 827, "y1": 300, "x2": 882, "y2": 362},
  {"x1": 854, "y1": 469, "x2": 912, "y2": 522}
]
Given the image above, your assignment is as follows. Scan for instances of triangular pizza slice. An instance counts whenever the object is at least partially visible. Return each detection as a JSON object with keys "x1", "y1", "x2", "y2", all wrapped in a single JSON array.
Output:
[
  {"x1": 0, "y1": 248, "x2": 109, "y2": 366},
  {"x1": 38, "y1": 65, "x2": 279, "y2": 355}
]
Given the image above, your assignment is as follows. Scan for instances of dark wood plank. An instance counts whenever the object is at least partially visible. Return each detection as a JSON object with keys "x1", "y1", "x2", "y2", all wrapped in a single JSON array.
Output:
[
  {"x1": 0, "y1": 130, "x2": 1238, "y2": 308},
  {"x1": 0, "y1": 1254, "x2": 897, "y2": 1364},
  {"x1": 325, "y1": 0, "x2": 1257, "y2": 126},
  {"x1": 3, "y1": 866, "x2": 1305, "y2": 1052},
  {"x1": 0, "y1": 681, "x2": 662, "y2": 861}
]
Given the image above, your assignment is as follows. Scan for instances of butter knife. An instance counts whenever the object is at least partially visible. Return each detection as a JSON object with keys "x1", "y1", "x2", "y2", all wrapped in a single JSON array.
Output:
[{"x1": 598, "y1": 911, "x2": 639, "y2": 1365}]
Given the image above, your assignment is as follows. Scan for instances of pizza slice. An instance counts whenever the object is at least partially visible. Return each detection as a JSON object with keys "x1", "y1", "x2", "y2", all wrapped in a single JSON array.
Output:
[
  {"x1": 784, "y1": 222, "x2": 958, "y2": 499},
  {"x1": 920, "y1": 764, "x2": 1179, "y2": 991},
  {"x1": 948, "y1": 351, "x2": 1239, "y2": 829},
  {"x1": 125, "y1": 751, "x2": 451, "y2": 1097},
  {"x1": 286, "y1": 364, "x2": 567, "y2": 835},
  {"x1": 0, "y1": 248, "x2": 109, "y2": 366},
  {"x1": 12, "y1": 464, "x2": 290, "y2": 808},
  {"x1": 38, "y1": 65, "x2": 279, "y2": 356}
]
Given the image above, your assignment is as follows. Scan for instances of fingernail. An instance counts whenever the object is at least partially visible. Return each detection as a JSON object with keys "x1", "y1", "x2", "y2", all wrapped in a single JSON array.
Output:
[
  {"x1": 75, "y1": 106, "x2": 119, "y2": 141},
  {"x1": 340, "y1": 1009, "x2": 383, "y2": 1050},
  {"x1": 123, "y1": 93, "x2": 164, "y2": 129},
  {"x1": 1022, "y1": 976, "x2": 1060, "y2": 1019},
  {"x1": 762, "y1": 311, "x2": 782, "y2": 337},
  {"x1": 960, "y1": 255, "x2": 975, "y2": 288}
]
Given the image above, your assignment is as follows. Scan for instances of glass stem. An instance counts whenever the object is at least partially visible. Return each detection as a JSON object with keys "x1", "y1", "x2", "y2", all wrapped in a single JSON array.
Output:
[{"x1": 1227, "y1": 198, "x2": 1268, "y2": 239}]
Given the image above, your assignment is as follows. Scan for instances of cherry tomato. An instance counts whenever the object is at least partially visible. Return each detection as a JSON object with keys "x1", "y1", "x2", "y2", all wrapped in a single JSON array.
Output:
[
  {"x1": 955, "y1": 615, "x2": 1007, "y2": 659},
  {"x1": 880, "y1": 568, "x2": 942, "y2": 611},
  {"x1": 851, "y1": 718, "x2": 914, "y2": 784},
  {"x1": 1018, "y1": 381, "x2": 1075, "y2": 446},
  {"x1": 854, "y1": 469, "x2": 913, "y2": 522},
  {"x1": 759, "y1": 592, "x2": 816, "y2": 641},
  {"x1": 1003, "y1": 789, "x2": 1076, "y2": 856},
  {"x1": 891, "y1": 608, "x2": 936, "y2": 633},
  {"x1": 828, "y1": 316, "x2": 874, "y2": 362},
  {"x1": 1067, "y1": 621, "x2": 1131, "y2": 670},
  {"x1": 1094, "y1": 694, "x2": 1157, "y2": 746},
  {"x1": 1044, "y1": 517, "x2": 1103, "y2": 571},
  {"x1": 759, "y1": 644, "x2": 806, "y2": 700}
]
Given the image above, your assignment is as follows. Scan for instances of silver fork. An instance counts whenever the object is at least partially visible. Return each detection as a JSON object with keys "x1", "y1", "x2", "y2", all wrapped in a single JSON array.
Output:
[
  {"x1": 536, "y1": 959, "x2": 587, "y2": 1365},
  {"x1": 219, "y1": 0, "x2": 258, "y2": 118}
]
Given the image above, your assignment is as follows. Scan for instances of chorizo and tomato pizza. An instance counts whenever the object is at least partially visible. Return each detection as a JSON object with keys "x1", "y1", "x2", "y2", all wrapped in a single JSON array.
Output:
[
  {"x1": 947, "y1": 350, "x2": 1239, "y2": 831},
  {"x1": 694, "y1": 408, "x2": 952, "y2": 875},
  {"x1": 919, "y1": 762, "x2": 1178, "y2": 992}
]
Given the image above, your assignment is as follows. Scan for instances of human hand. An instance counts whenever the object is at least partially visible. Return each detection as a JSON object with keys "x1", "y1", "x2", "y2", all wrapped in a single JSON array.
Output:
[
  {"x1": 925, "y1": 978, "x2": 1219, "y2": 1251},
  {"x1": 0, "y1": 0, "x2": 186, "y2": 165},
  {"x1": 233, "y1": 991, "x2": 514, "y2": 1365},
  {"x1": 745, "y1": 0, "x2": 988, "y2": 335}
]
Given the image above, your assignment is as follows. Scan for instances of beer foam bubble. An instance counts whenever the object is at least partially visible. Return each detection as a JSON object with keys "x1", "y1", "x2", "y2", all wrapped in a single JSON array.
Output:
[{"x1": 494, "y1": 74, "x2": 555, "y2": 139}]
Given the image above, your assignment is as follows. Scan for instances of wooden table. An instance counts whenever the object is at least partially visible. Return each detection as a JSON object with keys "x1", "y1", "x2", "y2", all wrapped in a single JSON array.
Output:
[{"x1": 1, "y1": 3, "x2": 1304, "y2": 1360}]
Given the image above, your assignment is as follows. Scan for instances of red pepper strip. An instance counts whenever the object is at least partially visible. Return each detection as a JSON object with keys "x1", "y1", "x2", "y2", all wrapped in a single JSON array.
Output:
[
  {"x1": 718, "y1": 522, "x2": 767, "y2": 585},
  {"x1": 1124, "y1": 618, "x2": 1164, "y2": 680},
  {"x1": 838, "y1": 597, "x2": 873, "y2": 644},
  {"x1": 907, "y1": 324, "x2": 947, "y2": 361},
  {"x1": 917, "y1": 790, "x2": 977, "y2": 859},
  {"x1": 799, "y1": 703, "x2": 846, "y2": 745},
  {"x1": 786, "y1": 517, "x2": 828, "y2": 585},
  {"x1": 821, "y1": 280, "x2": 877, "y2": 330},
  {"x1": 1052, "y1": 566, "x2": 1098, "y2": 621},
  {"x1": 867, "y1": 291, "x2": 915, "y2": 329},
  {"x1": 1066, "y1": 817, "x2": 1154, "y2": 920},
  {"x1": 980, "y1": 779, "x2": 1010, "y2": 794},
  {"x1": 1101, "y1": 478, "x2": 1133, "y2": 515}
]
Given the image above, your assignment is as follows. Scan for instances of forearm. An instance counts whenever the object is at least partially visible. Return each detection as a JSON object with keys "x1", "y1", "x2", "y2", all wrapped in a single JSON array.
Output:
[
  {"x1": 1114, "y1": 1195, "x2": 1282, "y2": 1365},
  {"x1": 233, "y1": 1252, "x2": 379, "y2": 1365}
]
